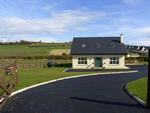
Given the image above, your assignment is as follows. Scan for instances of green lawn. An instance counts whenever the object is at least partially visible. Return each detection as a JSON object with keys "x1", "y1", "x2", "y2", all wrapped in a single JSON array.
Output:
[
  {"x1": 144, "y1": 62, "x2": 148, "y2": 65},
  {"x1": 0, "y1": 45, "x2": 71, "y2": 56},
  {"x1": 0, "y1": 63, "x2": 136, "y2": 97},
  {"x1": 126, "y1": 77, "x2": 148, "y2": 103},
  {"x1": 34, "y1": 43, "x2": 72, "y2": 46}
]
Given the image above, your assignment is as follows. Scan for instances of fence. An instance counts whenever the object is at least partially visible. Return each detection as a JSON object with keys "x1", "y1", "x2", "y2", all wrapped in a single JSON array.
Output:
[
  {"x1": 0, "y1": 60, "x2": 18, "y2": 109},
  {"x1": 0, "y1": 63, "x2": 47, "y2": 69}
]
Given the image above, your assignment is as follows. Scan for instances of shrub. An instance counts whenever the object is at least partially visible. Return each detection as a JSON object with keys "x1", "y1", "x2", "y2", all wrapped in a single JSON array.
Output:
[
  {"x1": 62, "y1": 52, "x2": 66, "y2": 56},
  {"x1": 0, "y1": 56, "x2": 2, "y2": 59},
  {"x1": 34, "y1": 55, "x2": 40, "y2": 60}
]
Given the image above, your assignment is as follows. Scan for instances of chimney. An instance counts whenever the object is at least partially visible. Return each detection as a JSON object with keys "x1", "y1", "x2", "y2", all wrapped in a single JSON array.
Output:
[{"x1": 120, "y1": 33, "x2": 124, "y2": 43}]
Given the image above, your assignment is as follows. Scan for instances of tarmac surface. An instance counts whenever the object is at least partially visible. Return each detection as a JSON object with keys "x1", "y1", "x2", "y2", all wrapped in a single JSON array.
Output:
[
  {"x1": 0, "y1": 65, "x2": 149, "y2": 113},
  {"x1": 65, "y1": 67, "x2": 133, "y2": 72}
]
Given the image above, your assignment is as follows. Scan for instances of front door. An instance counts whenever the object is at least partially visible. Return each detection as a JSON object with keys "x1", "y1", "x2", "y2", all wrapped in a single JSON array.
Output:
[{"x1": 95, "y1": 57, "x2": 102, "y2": 67}]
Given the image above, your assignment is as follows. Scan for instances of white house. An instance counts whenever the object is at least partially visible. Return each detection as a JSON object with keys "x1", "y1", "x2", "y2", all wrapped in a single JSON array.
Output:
[{"x1": 70, "y1": 33, "x2": 129, "y2": 69}]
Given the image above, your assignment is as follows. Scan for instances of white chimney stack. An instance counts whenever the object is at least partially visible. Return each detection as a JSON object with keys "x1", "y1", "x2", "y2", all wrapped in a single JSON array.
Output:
[{"x1": 120, "y1": 33, "x2": 124, "y2": 43}]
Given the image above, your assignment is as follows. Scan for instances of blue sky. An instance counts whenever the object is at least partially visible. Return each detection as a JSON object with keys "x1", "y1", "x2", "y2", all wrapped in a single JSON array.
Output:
[{"x1": 0, "y1": 0, "x2": 150, "y2": 46}]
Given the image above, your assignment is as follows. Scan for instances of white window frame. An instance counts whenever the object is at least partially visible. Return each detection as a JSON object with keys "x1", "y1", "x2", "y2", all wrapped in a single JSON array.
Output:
[
  {"x1": 78, "y1": 57, "x2": 87, "y2": 64},
  {"x1": 109, "y1": 57, "x2": 119, "y2": 65}
]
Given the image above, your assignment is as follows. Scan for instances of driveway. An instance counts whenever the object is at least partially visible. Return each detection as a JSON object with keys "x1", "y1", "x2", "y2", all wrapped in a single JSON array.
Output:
[
  {"x1": 65, "y1": 68, "x2": 134, "y2": 72},
  {"x1": 0, "y1": 65, "x2": 149, "y2": 113}
]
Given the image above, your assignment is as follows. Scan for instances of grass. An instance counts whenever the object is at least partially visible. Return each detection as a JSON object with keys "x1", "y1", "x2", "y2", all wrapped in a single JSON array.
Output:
[
  {"x1": 0, "y1": 45, "x2": 71, "y2": 56},
  {"x1": 144, "y1": 62, "x2": 148, "y2": 65},
  {"x1": 34, "y1": 43, "x2": 72, "y2": 46},
  {"x1": 127, "y1": 50, "x2": 132, "y2": 54},
  {"x1": 126, "y1": 77, "x2": 148, "y2": 103},
  {"x1": 0, "y1": 63, "x2": 136, "y2": 97}
]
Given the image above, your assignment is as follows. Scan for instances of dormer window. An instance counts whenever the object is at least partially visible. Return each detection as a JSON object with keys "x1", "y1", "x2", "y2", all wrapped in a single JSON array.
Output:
[
  {"x1": 96, "y1": 43, "x2": 100, "y2": 47},
  {"x1": 110, "y1": 43, "x2": 115, "y2": 47},
  {"x1": 82, "y1": 44, "x2": 86, "y2": 47}
]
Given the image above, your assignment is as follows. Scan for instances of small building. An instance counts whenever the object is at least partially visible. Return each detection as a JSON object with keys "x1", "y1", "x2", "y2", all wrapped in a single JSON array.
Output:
[{"x1": 130, "y1": 53, "x2": 139, "y2": 57}]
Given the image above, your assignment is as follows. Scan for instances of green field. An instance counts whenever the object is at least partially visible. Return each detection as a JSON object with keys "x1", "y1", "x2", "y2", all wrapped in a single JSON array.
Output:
[
  {"x1": 0, "y1": 63, "x2": 136, "y2": 97},
  {"x1": 126, "y1": 77, "x2": 147, "y2": 103},
  {"x1": 34, "y1": 43, "x2": 72, "y2": 46},
  {"x1": 0, "y1": 45, "x2": 71, "y2": 56}
]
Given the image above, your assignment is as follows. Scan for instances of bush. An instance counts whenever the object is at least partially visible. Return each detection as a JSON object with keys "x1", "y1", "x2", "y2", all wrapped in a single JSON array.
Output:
[
  {"x1": 34, "y1": 55, "x2": 40, "y2": 60},
  {"x1": 62, "y1": 52, "x2": 66, "y2": 56},
  {"x1": 0, "y1": 55, "x2": 73, "y2": 60}
]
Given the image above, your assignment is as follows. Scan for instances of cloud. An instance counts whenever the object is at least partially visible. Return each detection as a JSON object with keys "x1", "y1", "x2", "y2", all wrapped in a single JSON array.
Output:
[
  {"x1": 102, "y1": 5, "x2": 122, "y2": 8},
  {"x1": 122, "y1": 0, "x2": 141, "y2": 4},
  {"x1": 0, "y1": 8, "x2": 107, "y2": 36},
  {"x1": 126, "y1": 39, "x2": 150, "y2": 46},
  {"x1": 42, "y1": 5, "x2": 52, "y2": 11},
  {"x1": 75, "y1": 27, "x2": 93, "y2": 31},
  {"x1": 0, "y1": 35, "x2": 62, "y2": 43},
  {"x1": 97, "y1": 26, "x2": 137, "y2": 36},
  {"x1": 53, "y1": 2, "x2": 60, "y2": 6},
  {"x1": 137, "y1": 27, "x2": 150, "y2": 38}
]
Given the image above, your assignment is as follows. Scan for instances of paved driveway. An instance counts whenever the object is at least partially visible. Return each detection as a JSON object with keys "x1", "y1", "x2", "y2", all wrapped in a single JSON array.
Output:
[{"x1": 0, "y1": 65, "x2": 149, "y2": 113}]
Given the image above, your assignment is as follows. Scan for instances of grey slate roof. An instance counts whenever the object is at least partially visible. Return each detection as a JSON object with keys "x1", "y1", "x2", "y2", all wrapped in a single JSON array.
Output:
[{"x1": 70, "y1": 37, "x2": 127, "y2": 55}]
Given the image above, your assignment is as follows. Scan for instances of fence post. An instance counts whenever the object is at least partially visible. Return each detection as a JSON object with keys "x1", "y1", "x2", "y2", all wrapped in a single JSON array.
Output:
[
  {"x1": 40, "y1": 63, "x2": 41, "y2": 67},
  {"x1": 147, "y1": 48, "x2": 150, "y2": 109},
  {"x1": 2, "y1": 63, "x2": 4, "y2": 66},
  {"x1": 35, "y1": 63, "x2": 36, "y2": 67},
  {"x1": 15, "y1": 60, "x2": 18, "y2": 85},
  {"x1": 23, "y1": 64, "x2": 24, "y2": 69}
]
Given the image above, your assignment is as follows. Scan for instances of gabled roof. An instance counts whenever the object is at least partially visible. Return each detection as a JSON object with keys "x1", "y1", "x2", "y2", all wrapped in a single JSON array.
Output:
[{"x1": 70, "y1": 37, "x2": 127, "y2": 55}]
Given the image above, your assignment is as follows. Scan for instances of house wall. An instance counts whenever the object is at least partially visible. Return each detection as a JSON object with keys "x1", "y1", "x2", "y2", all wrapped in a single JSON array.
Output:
[{"x1": 72, "y1": 55, "x2": 125, "y2": 69}]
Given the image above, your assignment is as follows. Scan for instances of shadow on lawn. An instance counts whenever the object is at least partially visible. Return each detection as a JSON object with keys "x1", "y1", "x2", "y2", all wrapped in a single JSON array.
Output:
[{"x1": 54, "y1": 63, "x2": 72, "y2": 68}]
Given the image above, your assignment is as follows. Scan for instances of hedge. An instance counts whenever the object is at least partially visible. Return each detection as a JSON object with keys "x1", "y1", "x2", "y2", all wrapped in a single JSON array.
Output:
[
  {"x1": 0, "y1": 56, "x2": 149, "y2": 61},
  {"x1": 1, "y1": 55, "x2": 72, "y2": 60}
]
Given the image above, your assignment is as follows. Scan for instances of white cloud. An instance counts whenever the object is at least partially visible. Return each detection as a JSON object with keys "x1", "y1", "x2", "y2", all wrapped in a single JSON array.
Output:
[
  {"x1": 0, "y1": 8, "x2": 107, "y2": 37},
  {"x1": 53, "y1": 2, "x2": 60, "y2": 6},
  {"x1": 136, "y1": 27, "x2": 150, "y2": 38},
  {"x1": 122, "y1": 0, "x2": 134, "y2": 3},
  {"x1": 126, "y1": 39, "x2": 150, "y2": 46},
  {"x1": 102, "y1": 5, "x2": 122, "y2": 8},
  {"x1": 122, "y1": 0, "x2": 141, "y2": 4},
  {"x1": 42, "y1": 5, "x2": 52, "y2": 11},
  {"x1": 97, "y1": 26, "x2": 137, "y2": 36},
  {"x1": 0, "y1": 35, "x2": 62, "y2": 43},
  {"x1": 75, "y1": 27, "x2": 93, "y2": 31}
]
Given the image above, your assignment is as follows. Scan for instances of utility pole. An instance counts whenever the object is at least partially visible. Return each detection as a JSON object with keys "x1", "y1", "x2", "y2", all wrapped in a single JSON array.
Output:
[{"x1": 147, "y1": 48, "x2": 150, "y2": 109}]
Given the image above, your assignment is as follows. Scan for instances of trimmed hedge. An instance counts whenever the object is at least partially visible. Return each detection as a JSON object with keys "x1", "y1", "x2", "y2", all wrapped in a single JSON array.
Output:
[
  {"x1": 0, "y1": 56, "x2": 148, "y2": 61},
  {"x1": 1, "y1": 55, "x2": 72, "y2": 60}
]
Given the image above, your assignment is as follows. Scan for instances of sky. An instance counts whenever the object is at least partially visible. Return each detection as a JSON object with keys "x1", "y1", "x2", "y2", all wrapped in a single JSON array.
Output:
[{"x1": 0, "y1": 0, "x2": 150, "y2": 46}]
